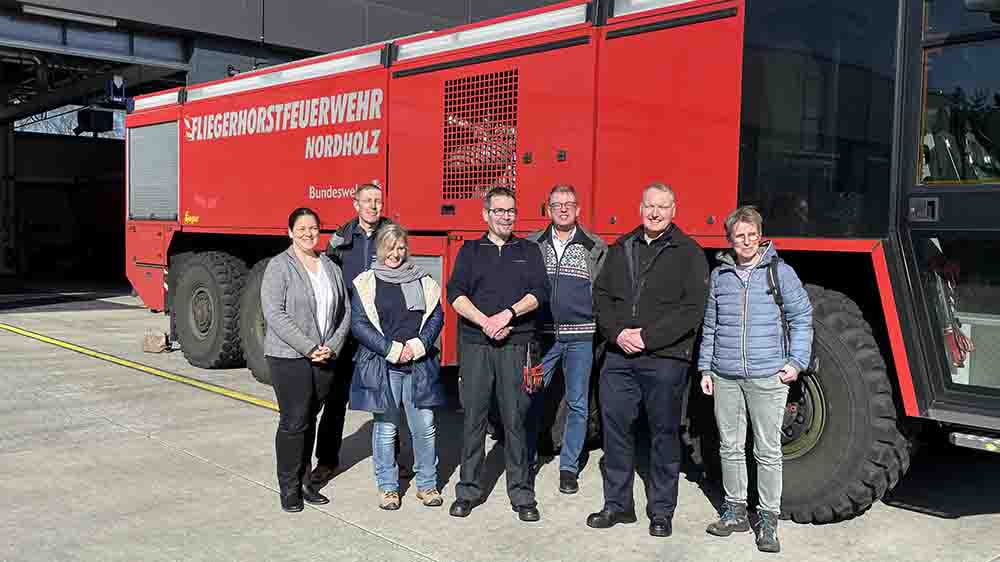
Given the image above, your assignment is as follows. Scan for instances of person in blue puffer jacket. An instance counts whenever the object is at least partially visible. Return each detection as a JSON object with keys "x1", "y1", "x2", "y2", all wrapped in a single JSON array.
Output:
[{"x1": 698, "y1": 205, "x2": 812, "y2": 554}]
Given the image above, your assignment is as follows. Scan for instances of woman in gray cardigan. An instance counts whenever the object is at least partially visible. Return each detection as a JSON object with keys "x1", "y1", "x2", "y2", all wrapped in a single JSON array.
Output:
[{"x1": 261, "y1": 208, "x2": 351, "y2": 513}]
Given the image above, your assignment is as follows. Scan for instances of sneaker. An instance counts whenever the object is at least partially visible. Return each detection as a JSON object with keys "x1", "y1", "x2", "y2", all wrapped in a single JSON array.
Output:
[
  {"x1": 378, "y1": 490, "x2": 401, "y2": 511},
  {"x1": 706, "y1": 501, "x2": 750, "y2": 536},
  {"x1": 416, "y1": 488, "x2": 444, "y2": 507},
  {"x1": 755, "y1": 511, "x2": 781, "y2": 553}
]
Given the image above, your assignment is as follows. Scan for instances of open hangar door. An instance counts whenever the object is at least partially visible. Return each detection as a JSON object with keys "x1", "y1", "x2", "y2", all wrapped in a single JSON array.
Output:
[{"x1": 0, "y1": 8, "x2": 190, "y2": 287}]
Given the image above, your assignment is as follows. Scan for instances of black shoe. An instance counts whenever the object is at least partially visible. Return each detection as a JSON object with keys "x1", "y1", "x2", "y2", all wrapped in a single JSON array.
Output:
[
  {"x1": 280, "y1": 489, "x2": 304, "y2": 513},
  {"x1": 755, "y1": 511, "x2": 781, "y2": 553},
  {"x1": 512, "y1": 505, "x2": 541, "y2": 522},
  {"x1": 649, "y1": 517, "x2": 673, "y2": 538},
  {"x1": 586, "y1": 508, "x2": 638, "y2": 529},
  {"x1": 559, "y1": 470, "x2": 579, "y2": 495},
  {"x1": 449, "y1": 499, "x2": 476, "y2": 518},
  {"x1": 706, "y1": 501, "x2": 750, "y2": 536},
  {"x1": 302, "y1": 485, "x2": 329, "y2": 505},
  {"x1": 309, "y1": 464, "x2": 337, "y2": 488}
]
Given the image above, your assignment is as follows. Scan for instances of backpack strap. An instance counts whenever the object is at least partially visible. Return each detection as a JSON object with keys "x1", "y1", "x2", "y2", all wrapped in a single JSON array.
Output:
[{"x1": 766, "y1": 258, "x2": 791, "y2": 353}]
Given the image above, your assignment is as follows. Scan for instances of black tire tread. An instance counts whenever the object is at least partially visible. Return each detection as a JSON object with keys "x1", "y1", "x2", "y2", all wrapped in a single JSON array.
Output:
[
  {"x1": 240, "y1": 258, "x2": 272, "y2": 384},
  {"x1": 786, "y1": 285, "x2": 912, "y2": 524},
  {"x1": 177, "y1": 251, "x2": 247, "y2": 369}
]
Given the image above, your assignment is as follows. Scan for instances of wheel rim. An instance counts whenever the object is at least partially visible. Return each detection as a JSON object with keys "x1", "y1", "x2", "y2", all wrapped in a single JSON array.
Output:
[
  {"x1": 781, "y1": 371, "x2": 827, "y2": 459},
  {"x1": 190, "y1": 286, "x2": 215, "y2": 340}
]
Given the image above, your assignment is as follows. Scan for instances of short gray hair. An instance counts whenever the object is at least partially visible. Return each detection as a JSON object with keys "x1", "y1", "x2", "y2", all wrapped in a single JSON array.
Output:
[
  {"x1": 642, "y1": 182, "x2": 676, "y2": 203},
  {"x1": 724, "y1": 205, "x2": 763, "y2": 238},
  {"x1": 375, "y1": 223, "x2": 408, "y2": 263},
  {"x1": 548, "y1": 184, "x2": 577, "y2": 202},
  {"x1": 483, "y1": 186, "x2": 516, "y2": 209}
]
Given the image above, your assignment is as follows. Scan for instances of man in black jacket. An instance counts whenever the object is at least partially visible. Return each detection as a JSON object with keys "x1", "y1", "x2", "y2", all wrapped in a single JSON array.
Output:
[
  {"x1": 311, "y1": 183, "x2": 394, "y2": 488},
  {"x1": 587, "y1": 182, "x2": 709, "y2": 538},
  {"x1": 447, "y1": 186, "x2": 550, "y2": 523}
]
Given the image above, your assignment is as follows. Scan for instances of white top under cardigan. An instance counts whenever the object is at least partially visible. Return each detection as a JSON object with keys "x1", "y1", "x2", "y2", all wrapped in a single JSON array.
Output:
[{"x1": 306, "y1": 264, "x2": 334, "y2": 337}]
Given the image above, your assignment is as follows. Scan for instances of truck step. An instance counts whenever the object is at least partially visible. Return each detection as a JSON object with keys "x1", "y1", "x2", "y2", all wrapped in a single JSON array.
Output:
[{"x1": 949, "y1": 431, "x2": 1000, "y2": 454}]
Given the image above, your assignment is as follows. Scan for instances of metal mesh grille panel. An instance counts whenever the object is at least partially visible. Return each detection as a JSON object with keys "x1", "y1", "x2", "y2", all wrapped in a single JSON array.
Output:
[
  {"x1": 442, "y1": 69, "x2": 518, "y2": 200},
  {"x1": 128, "y1": 121, "x2": 178, "y2": 220}
]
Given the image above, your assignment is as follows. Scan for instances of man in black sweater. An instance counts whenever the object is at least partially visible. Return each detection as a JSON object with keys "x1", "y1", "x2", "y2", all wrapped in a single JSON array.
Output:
[
  {"x1": 446, "y1": 186, "x2": 550, "y2": 522},
  {"x1": 588, "y1": 182, "x2": 709, "y2": 538}
]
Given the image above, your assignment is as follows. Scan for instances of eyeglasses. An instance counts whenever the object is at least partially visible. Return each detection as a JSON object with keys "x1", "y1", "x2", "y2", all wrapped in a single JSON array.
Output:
[
  {"x1": 731, "y1": 232, "x2": 761, "y2": 243},
  {"x1": 487, "y1": 207, "x2": 517, "y2": 217},
  {"x1": 548, "y1": 202, "x2": 578, "y2": 211}
]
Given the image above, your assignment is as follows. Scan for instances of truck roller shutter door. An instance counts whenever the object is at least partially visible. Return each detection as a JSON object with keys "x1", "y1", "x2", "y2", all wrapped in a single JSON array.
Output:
[{"x1": 128, "y1": 121, "x2": 178, "y2": 221}]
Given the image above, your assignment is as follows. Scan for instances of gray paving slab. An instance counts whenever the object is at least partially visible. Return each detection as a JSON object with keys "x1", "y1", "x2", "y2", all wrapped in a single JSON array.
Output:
[{"x1": 2, "y1": 298, "x2": 1000, "y2": 562}]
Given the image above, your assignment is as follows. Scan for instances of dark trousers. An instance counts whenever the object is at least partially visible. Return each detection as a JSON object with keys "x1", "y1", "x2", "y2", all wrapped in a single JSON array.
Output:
[
  {"x1": 267, "y1": 356, "x2": 334, "y2": 493},
  {"x1": 599, "y1": 351, "x2": 687, "y2": 519},
  {"x1": 314, "y1": 343, "x2": 355, "y2": 469},
  {"x1": 456, "y1": 343, "x2": 535, "y2": 508}
]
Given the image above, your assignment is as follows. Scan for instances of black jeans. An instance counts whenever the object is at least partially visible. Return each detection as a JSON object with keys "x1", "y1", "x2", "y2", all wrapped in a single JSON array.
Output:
[
  {"x1": 456, "y1": 342, "x2": 535, "y2": 508},
  {"x1": 314, "y1": 341, "x2": 355, "y2": 469},
  {"x1": 599, "y1": 351, "x2": 687, "y2": 519},
  {"x1": 267, "y1": 356, "x2": 334, "y2": 493}
]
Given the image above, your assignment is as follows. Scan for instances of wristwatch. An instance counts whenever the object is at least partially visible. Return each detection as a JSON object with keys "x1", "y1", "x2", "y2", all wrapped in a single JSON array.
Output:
[{"x1": 506, "y1": 306, "x2": 517, "y2": 319}]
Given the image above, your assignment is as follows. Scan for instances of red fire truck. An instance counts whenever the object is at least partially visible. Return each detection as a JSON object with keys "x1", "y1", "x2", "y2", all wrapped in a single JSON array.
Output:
[{"x1": 125, "y1": 0, "x2": 1000, "y2": 523}]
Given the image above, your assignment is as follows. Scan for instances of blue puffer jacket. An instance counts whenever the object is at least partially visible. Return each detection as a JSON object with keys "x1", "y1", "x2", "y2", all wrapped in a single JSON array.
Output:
[
  {"x1": 697, "y1": 242, "x2": 813, "y2": 378},
  {"x1": 349, "y1": 271, "x2": 446, "y2": 413}
]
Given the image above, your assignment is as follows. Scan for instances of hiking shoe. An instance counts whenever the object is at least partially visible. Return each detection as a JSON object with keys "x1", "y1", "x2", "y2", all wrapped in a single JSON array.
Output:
[
  {"x1": 755, "y1": 511, "x2": 781, "y2": 553},
  {"x1": 416, "y1": 488, "x2": 444, "y2": 507},
  {"x1": 378, "y1": 490, "x2": 401, "y2": 511},
  {"x1": 706, "y1": 501, "x2": 750, "y2": 536}
]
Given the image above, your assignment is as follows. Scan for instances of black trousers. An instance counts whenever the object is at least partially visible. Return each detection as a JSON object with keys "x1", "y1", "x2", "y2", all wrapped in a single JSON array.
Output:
[
  {"x1": 599, "y1": 351, "x2": 687, "y2": 519},
  {"x1": 456, "y1": 342, "x2": 535, "y2": 508},
  {"x1": 314, "y1": 341, "x2": 355, "y2": 469},
  {"x1": 267, "y1": 356, "x2": 334, "y2": 493}
]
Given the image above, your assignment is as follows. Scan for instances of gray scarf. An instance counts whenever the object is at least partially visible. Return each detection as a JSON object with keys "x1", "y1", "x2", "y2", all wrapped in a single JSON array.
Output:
[{"x1": 372, "y1": 261, "x2": 426, "y2": 311}]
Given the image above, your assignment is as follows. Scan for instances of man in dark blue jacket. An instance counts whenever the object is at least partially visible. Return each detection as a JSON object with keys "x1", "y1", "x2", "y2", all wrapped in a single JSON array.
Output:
[
  {"x1": 588, "y1": 182, "x2": 709, "y2": 538},
  {"x1": 525, "y1": 184, "x2": 607, "y2": 495},
  {"x1": 447, "y1": 186, "x2": 550, "y2": 523},
  {"x1": 312, "y1": 183, "x2": 394, "y2": 487}
]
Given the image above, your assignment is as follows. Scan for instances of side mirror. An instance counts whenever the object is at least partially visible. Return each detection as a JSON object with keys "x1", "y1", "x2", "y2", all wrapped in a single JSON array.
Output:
[{"x1": 964, "y1": 0, "x2": 1000, "y2": 22}]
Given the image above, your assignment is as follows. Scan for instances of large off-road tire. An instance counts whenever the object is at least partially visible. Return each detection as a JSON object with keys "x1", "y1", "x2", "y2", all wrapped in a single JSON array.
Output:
[
  {"x1": 239, "y1": 258, "x2": 272, "y2": 384},
  {"x1": 173, "y1": 251, "x2": 247, "y2": 369},
  {"x1": 779, "y1": 285, "x2": 912, "y2": 523}
]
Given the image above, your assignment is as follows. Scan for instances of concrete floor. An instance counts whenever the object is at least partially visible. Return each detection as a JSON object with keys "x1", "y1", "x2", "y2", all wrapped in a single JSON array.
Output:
[{"x1": 1, "y1": 291, "x2": 999, "y2": 562}]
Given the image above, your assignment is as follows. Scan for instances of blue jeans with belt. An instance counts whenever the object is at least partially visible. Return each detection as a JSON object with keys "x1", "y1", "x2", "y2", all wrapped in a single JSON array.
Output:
[
  {"x1": 526, "y1": 338, "x2": 593, "y2": 473},
  {"x1": 372, "y1": 368, "x2": 437, "y2": 492}
]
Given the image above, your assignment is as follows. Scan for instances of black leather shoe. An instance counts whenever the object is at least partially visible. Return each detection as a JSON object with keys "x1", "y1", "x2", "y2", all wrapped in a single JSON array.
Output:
[
  {"x1": 512, "y1": 505, "x2": 541, "y2": 522},
  {"x1": 586, "y1": 509, "x2": 638, "y2": 529},
  {"x1": 559, "y1": 470, "x2": 579, "y2": 494},
  {"x1": 302, "y1": 485, "x2": 329, "y2": 505},
  {"x1": 649, "y1": 517, "x2": 673, "y2": 538},
  {"x1": 280, "y1": 490, "x2": 304, "y2": 513},
  {"x1": 449, "y1": 499, "x2": 475, "y2": 518}
]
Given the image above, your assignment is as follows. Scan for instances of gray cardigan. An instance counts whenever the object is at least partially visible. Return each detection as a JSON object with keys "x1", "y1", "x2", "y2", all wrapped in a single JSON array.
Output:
[{"x1": 261, "y1": 246, "x2": 351, "y2": 359}]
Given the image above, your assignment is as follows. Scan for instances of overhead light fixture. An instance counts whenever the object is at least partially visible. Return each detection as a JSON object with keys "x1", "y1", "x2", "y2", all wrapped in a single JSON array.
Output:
[
  {"x1": 22, "y1": 5, "x2": 118, "y2": 28},
  {"x1": 396, "y1": 3, "x2": 589, "y2": 61}
]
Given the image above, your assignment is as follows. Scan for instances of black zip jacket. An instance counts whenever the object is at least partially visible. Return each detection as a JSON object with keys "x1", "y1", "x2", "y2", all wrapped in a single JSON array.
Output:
[{"x1": 593, "y1": 224, "x2": 709, "y2": 362}]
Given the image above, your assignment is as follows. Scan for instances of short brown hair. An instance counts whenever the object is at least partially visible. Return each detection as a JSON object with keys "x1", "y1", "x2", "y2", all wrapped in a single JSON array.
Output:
[
  {"x1": 548, "y1": 184, "x2": 577, "y2": 202},
  {"x1": 483, "y1": 186, "x2": 516, "y2": 209},
  {"x1": 724, "y1": 205, "x2": 763, "y2": 238},
  {"x1": 375, "y1": 223, "x2": 408, "y2": 263}
]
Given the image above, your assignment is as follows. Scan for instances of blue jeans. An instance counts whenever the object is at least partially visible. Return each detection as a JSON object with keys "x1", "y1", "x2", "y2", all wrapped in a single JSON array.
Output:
[
  {"x1": 526, "y1": 338, "x2": 593, "y2": 473},
  {"x1": 372, "y1": 369, "x2": 437, "y2": 492}
]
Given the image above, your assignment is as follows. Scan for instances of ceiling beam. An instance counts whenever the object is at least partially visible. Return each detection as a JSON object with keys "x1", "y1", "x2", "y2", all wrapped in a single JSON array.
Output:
[{"x1": 0, "y1": 64, "x2": 179, "y2": 123}]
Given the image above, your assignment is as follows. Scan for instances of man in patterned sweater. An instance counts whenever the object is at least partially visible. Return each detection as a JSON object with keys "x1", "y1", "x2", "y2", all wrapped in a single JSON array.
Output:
[{"x1": 525, "y1": 184, "x2": 607, "y2": 494}]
